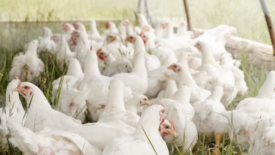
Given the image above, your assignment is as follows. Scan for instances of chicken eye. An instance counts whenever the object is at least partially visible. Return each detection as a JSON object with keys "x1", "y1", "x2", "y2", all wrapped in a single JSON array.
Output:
[
  {"x1": 24, "y1": 86, "x2": 28, "y2": 89},
  {"x1": 125, "y1": 65, "x2": 128, "y2": 67},
  {"x1": 166, "y1": 126, "x2": 169, "y2": 129},
  {"x1": 143, "y1": 98, "x2": 147, "y2": 101},
  {"x1": 173, "y1": 65, "x2": 177, "y2": 67}
]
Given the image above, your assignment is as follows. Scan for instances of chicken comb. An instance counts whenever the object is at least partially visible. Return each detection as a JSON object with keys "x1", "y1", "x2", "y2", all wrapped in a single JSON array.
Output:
[
  {"x1": 90, "y1": 46, "x2": 93, "y2": 50},
  {"x1": 96, "y1": 48, "x2": 102, "y2": 54},
  {"x1": 62, "y1": 22, "x2": 67, "y2": 26},
  {"x1": 158, "y1": 102, "x2": 165, "y2": 108},
  {"x1": 168, "y1": 120, "x2": 176, "y2": 130},
  {"x1": 105, "y1": 21, "x2": 110, "y2": 28},
  {"x1": 139, "y1": 32, "x2": 143, "y2": 37},
  {"x1": 17, "y1": 81, "x2": 21, "y2": 88},
  {"x1": 72, "y1": 21, "x2": 78, "y2": 25}
]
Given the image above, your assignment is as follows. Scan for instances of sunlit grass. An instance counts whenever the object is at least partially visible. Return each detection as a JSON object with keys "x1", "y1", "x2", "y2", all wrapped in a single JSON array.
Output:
[{"x1": 1, "y1": 0, "x2": 275, "y2": 44}]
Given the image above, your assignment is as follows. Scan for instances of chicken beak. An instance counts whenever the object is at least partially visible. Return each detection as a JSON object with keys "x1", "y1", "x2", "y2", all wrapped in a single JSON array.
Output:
[
  {"x1": 143, "y1": 102, "x2": 150, "y2": 106},
  {"x1": 170, "y1": 131, "x2": 177, "y2": 137},
  {"x1": 167, "y1": 66, "x2": 173, "y2": 70},
  {"x1": 13, "y1": 87, "x2": 21, "y2": 92},
  {"x1": 164, "y1": 113, "x2": 167, "y2": 119},
  {"x1": 96, "y1": 51, "x2": 100, "y2": 56},
  {"x1": 125, "y1": 37, "x2": 130, "y2": 42},
  {"x1": 141, "y1": 27, "x2": 147, "y2": 32},
  {"x1": 111, "y1": 37, "x2": 116, "y2": 42}
]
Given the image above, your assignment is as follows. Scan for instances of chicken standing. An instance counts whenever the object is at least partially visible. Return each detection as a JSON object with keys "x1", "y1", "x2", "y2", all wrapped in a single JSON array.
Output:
[{"x1": 9, "y1": 40, "x2": 44, "y2": 83}]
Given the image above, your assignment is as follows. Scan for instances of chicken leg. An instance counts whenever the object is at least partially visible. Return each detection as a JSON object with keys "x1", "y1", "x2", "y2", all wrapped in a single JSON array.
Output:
[{"x1": 212, "y1": 133, "x2": 222, "y2": 155}]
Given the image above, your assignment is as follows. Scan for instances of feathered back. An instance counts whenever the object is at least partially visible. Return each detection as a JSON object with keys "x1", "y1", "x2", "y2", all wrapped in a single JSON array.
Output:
[
  {"x1": 132, "y1": 51, "x2": 146, "y2": 76},
  {"x1": 42, "y1": 27, "x2": 53, "y2": 38},
  {"x1": 207, "y1": 86, "x2": 224, "y2": 102},
  {"x1": 66, "y1": 58, "x2": 83, "y2": 77},
  {"x1": 83, "y1": 50, "x2": 101, "y2": 78},
  {"x1": 7, "y1": 118, "x2": 39, "y2": 154},
  {"x1": 164, "y1": 80, "x2": 178, "y2": 99},
  {"x1": 173, "y1": 85, "x2": 190, "y2": 103},
  {"x1": 137, "y1": 14, "x2": 149, "y2": 27},
  {"x1": 134, "y1": 104, "x2": 164, "y2": 136},
  {"x1": 199, "y1": 40, "x2": 220, "y2": 68},
  {"x1": 104, "y1": 78, "x2": 126, "y2": 114},
  {"x1": 89, "y1": 20, "x2": 100, "y2": 36},
  {"x1": 25, "y1": 39, "x2": 39, "y2": 56},
  {"x1": 257, "y1": 71, "x2": 275, "y2": 99}
]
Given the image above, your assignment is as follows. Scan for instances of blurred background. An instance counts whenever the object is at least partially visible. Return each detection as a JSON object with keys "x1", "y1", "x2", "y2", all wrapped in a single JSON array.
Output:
[{"x1": 1, "y1": 0, "x2": 275, "y2": 44}]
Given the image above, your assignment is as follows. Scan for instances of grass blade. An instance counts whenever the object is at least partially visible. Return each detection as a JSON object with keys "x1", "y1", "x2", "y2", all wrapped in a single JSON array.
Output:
[{"x1": 142, "y1": 126, "x2": 158, "y2": 155}]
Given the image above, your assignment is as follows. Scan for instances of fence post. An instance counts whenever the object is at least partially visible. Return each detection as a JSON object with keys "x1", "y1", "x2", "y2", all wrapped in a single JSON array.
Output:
[
  {"x1": 183, "y1": 0, "x2": 191, "y2": 30},
  {"x1": 137, "y1": 0, "x2": 142, "y2": 14},
  {"x1": 260, "y1": 0, "x2": 275, "y2": 55}
]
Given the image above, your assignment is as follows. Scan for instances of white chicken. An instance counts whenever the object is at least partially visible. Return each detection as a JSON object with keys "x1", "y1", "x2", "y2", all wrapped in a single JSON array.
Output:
[
  {"x1": 87, "y1": 20, "x2": 102, "y2": 41},
  {"x1": 98, "y1": 78, "x2": 140, "y2": 127},
  {"x1": 9, "y1": 39, "x2": 44, "y2": 83},
  {"x1": 102, "y1": 21, "x2": 119, "y2": 35},
  {"x1": 103, "y1": 33, "x2": 133, "y2": 60},
  {"x1": 6, "y1": 118, "x2": 101, "y2": 155},
  {"x1": 14, "y1": 81, "x2": 81, "y2": 132},
  {"x1": 96, "y1": 48, "x2": 132, "y2": 76},
  {"x1": 52, "y1": 58, "x2": 83, "y2": 101},
  {"x1": 62, "y1": 22, "x2": 75, "y2": 42},
  {"x1": 159, "y1": 120, "x2": 177, "y2": 138},
  {"x1": 113, "y1": 51, "x2": 148, "y2": 95},
  {"x1": 102, "y1": 104, "x2": 169, "y2": 155},
  {"x1": 70, "y1": 120, "x2": 135, "y2": 151},
  {"x1": 38, "y1": 26, "x2": 56, "y2": 53},
  {"x1": 149, "y1": 80, "x2": 178, "y2": 105},
  {"x1": 249, "y1": 118, "x2": 275, "y2": 155},
  {"x1": 118, "y1": 19, "x2": 132, "y2": 42},
  {"x1": 124, "y1": 94, "x2": 150, "y2": 114},
  {"x1": 51, "y1": 33, "x2": 75, "y2": 67},
  {"x1": 193, "y1": 86, "x2": 226, "y2": 155},
  {"x1": 79, "y1": 50, "x2": 132, "y2": 122},
  {"x1": 141, "y1": 32, "x2": 177, "y2": 66},
  {"x1": 167, "y1": 63, "x2": 211, "y2": 103},
  {"x1": 196, "y1": 40, "x2": 235, "y2": 106},
  {"x1": 160, "y1": 86, "x2": 197, "y2": 152},
  {"x1": 71, "y1": 30, "x2": 90, "y2": 66},
  {"x1": 57, "y1": 87, "x2": 89, "y2": 123},
  {"x1": 5, "y1": 78, "x2": 25, "y2": 123}
]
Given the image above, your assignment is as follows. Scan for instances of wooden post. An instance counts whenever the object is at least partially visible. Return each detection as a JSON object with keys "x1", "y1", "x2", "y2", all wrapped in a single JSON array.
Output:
[
  {"x1": 137, "y1": 0, "x2": 142, "y2": 14},
  {"x1": 260, "y1": 0, "x2": 275, "y2": 55},
  {"x1": 183, "y1": 0, "x2": 191, "y2": 30},
  {"x1": 144, "y1": 0, "x2": 151, "y2": 21}
]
